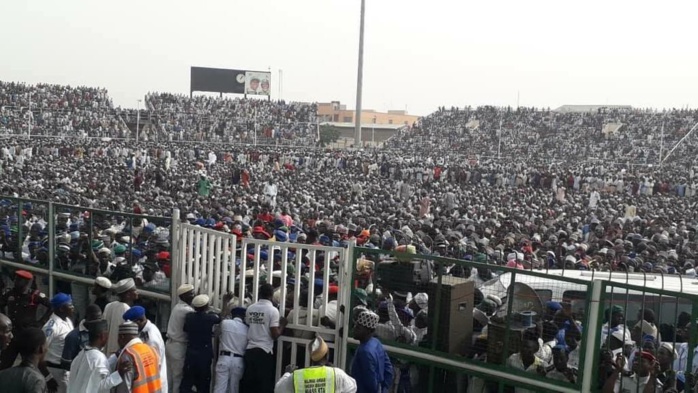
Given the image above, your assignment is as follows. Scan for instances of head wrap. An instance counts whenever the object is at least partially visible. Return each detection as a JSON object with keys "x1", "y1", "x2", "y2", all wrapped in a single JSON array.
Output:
[{"x1": 114, "y1": 278, "x2": 136, "y2": 294}]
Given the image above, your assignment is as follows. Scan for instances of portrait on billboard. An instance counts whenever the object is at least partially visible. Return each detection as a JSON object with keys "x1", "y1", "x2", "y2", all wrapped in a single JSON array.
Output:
[{"x1": 245, "y1": 71, "x2": 271, "y2": 95}]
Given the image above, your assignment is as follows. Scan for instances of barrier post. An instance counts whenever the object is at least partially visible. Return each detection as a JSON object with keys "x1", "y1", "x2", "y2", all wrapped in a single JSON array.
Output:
[
  {"x1": 580, "y1": 279, "x2": 603, "y2": 392},
  {"x1": 47, "y1": 202, "x2": 55, "y2": 296},
  {"x1": 170, "y1": 208, "x2": 180, "y2": 309}
]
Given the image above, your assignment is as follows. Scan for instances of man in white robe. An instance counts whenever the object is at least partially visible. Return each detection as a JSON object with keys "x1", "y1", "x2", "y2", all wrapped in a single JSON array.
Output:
[{"x1": 67, "y1": 320, "x2": 127, "y2": 393}]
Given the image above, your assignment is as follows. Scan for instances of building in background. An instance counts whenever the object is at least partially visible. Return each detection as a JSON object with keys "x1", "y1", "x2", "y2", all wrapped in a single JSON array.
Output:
[{"x1": 317, "y1": 101, "x2": 419, "y2": 126}]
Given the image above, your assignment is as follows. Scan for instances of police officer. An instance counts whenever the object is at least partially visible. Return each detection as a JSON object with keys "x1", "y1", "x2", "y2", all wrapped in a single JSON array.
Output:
[
  {"x1": 0, "y1": 269, "x2": 51, "y2": 369},
  {"x1": 43, "y1": 293, "x2": 75, "y2": 393},
  {"x1": 181, "y1": 294, "x2": 222, "y2": 393},
  {"x1": 274, "y1": 336, "x2": 357, "y2": 392}
]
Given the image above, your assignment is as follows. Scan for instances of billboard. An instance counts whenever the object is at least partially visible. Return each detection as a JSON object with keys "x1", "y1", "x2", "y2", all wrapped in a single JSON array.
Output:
[
  {"x1": 245, "y1": 71, "x2": 271, "y2": 96},
  {"x1": 190, "y1": 67, "x2": 271, "y2": 96}
]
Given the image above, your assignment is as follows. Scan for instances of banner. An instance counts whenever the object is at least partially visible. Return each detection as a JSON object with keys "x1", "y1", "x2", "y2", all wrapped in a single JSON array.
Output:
[{"x1": 245, "y1": 71, "x2": 271, "y2": 96}]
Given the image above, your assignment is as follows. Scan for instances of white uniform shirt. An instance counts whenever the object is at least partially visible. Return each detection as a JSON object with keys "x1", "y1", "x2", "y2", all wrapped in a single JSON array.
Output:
[
  {"x1": 219, "y1": 317, "x2": 248, "y2": 355},
  {"x1": 246, "y1": 299, "x2": 279, "y2": 354},
  {"x1": 274, "y1": 366, "x2": 357, "y2": 393},
  {"x1": 166, "y1": 301, "x2": 194, "y2": 343},
  {"x1": 103, "y1": 301, "x2": 130, "y2": 355},
  {"x1": 43, "y1": 313, "x2": 75, "y2": 364},
  {"x1": 141, "y1": 320, "x2": 168, "y2": 393},
  {"x1": 67, "y1": 347, "x2": 122, "y2": 393}
]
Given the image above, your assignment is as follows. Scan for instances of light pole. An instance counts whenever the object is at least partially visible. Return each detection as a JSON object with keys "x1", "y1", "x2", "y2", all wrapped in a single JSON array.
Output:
[
  {"x1": 27, "y1": 93, "x2": 32, "y2": 139},
  {"x1": 136, "y1": 99, "x2": 142, "y2": 142},
  {"x1": 354, "y1": 0, "x2": 366, "y2": 147},
  {"x1": 372, "y1": 115, "x2": 376, "y2": 145}
]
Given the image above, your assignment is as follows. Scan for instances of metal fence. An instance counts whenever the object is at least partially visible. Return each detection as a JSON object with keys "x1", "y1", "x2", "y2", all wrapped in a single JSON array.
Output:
[
  {"x1": 2, "y1": 196, "x2": 698, "y2": 392},
  {"x1": 170, "y1": 215, "x2": 353, "y2": 380},
  {"x1": 591, "y1": 276, "x2": 698, "y2": 392},
  {"x1": 0, "y1": 196, "x2": 173, "y2": 329},
  {"x1": 345, "y1": 247, "x2": 698, "y2": 392}
]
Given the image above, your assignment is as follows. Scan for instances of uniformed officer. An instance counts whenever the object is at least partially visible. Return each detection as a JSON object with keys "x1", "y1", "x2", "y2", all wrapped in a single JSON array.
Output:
[
  {"x1": 213, "y1": 306, "x2": 248, "y2": 393},
  {"x1": 0, "y1": 269, "x2": 51, "y2": 369},
  {"x1": 181, "y1": 294, "x2": 221, "y2": 393},
  {"x1": 274, "y1": 336, "x2": 357, "y2": 393},
  {"x1": 166, "y1": 283, "x2": 195, "y2": 393},
  {"x1": 43, "y1": 292, "x2": 76, "y2": 393}
]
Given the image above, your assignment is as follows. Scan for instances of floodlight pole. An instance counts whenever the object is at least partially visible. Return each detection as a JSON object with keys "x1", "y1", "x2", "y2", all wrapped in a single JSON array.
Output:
[
  {"x1": 659, "y1": 119, "x2": 665, "y2": 166},
  {"x1": 354, "y1": 0, "x2": 366, "y2": 147},
  {"x1": 136, "y1": 99, "x2": 142, "y2": 142}
]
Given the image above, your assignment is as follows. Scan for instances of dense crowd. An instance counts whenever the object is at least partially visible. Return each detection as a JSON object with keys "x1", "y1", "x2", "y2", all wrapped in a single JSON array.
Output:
[
  {"x1": 145, "y1": 93, "x2": 318, "y2": 144},
  {"x1": 0, "y1": 81, "x2": 127, "y2": 138},
  {"x1": 1, "y1": 81, "x2": 698, "y2": 391},
  {"x1": 0, "y1": 81, "x2": 321, "y2": 145}
]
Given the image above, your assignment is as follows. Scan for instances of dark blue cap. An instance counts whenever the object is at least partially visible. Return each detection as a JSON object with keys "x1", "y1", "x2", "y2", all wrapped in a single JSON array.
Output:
[
  {"x1": 122, "y1": 306, "x2": 146, "y2": 321},
  {"x1": 50, "y1": 293, "x2": 72, "y2": 309}
]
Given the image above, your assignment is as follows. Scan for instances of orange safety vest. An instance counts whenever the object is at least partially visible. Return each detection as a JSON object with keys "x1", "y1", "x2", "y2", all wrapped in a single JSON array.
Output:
[{"x1": 119, "y1": 342, "x2": 163, "y2": 393}]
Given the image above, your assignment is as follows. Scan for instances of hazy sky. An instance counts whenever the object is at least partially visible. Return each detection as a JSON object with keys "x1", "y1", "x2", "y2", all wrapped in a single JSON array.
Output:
[{"x1": 2, "y1": 0, "x2": 697, "y2": 116}]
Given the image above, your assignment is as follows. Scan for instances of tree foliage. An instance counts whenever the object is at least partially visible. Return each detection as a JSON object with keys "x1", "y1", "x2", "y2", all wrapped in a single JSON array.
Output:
[{"x1": 318, "y1": 125, "x2": 342, "y2": 147}]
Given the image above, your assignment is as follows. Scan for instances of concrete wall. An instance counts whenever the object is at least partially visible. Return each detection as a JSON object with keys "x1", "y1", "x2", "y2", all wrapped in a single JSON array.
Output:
[{"x1": 318, "y1": 101, "x2": 419, "y2": 126}]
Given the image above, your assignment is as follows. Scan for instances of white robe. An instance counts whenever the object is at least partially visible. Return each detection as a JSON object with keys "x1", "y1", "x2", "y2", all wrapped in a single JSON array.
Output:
[
  {"x1": 67, "y1": 347, "x2": 122, "y2": 393},
  {"x1": 103, "y1": 301, "x2": 130, "y2": 355}
]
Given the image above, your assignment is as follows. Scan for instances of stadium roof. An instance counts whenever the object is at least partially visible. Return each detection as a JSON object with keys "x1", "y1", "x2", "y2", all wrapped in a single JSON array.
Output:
[{"x1": 553, "y1": 105, "x2": 632, "y2": 113}]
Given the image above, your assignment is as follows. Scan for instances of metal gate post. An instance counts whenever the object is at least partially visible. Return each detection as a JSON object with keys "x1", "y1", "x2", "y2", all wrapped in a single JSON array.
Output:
[
  {"x1": 47, "y1": 202, "x2": 55, "y2": 296},
  {"x1": 580, "y1": 279, "x2": 603, "y2": 392},
  {"x1": 170, "y1": 208, "x2": 180, "y2": 309},
  {"x1": 338, "y1": 241, "x2": 356, "y2": 370}
]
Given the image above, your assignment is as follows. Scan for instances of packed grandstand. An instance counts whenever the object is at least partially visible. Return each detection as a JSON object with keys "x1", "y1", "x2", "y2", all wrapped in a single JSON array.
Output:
[{"x1": 1, "y1": 79, "x2": 698, "y2": 392}]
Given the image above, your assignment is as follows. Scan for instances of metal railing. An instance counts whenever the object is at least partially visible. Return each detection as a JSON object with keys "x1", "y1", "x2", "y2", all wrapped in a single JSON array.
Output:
[
  {"x1": 0, "y1": 196, "x2": 173, "y2": 329},
  {"x1": 345, "y1": 247, "x2": 698, "y2": 392},
  {"x1": 170, "y1": 215, "x2": 353, "y2": 379}
]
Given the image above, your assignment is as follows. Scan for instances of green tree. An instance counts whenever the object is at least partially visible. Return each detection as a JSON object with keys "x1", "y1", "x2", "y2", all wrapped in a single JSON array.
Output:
[{"x1": 318, "y1": 125, "x2": 341, "y2": 147}]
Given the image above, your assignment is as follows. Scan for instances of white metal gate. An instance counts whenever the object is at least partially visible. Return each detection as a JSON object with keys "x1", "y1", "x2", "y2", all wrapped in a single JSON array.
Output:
[{"x1": 170, "y1": 210, "x2": 353, "y2": 379}]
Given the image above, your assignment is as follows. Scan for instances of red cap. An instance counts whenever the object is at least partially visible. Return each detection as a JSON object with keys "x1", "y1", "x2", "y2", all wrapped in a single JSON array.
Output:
[
  {"x1": 157, "y1": 251, "x2": 171, "y2": 260},
  {"x1": 639, "y1": 351, "x2": 656, "y2": 363},
  {"x1": 15, "y1": 270, "x2": 33, "y2": 280},
  {"x1": 328, "y1": 285, "x2": 339, "y2": 295}
]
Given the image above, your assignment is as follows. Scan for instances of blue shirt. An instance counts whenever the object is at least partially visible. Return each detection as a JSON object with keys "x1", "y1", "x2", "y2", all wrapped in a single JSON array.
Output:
[
  {"x1": 61, "y1": 326, "x2": 89, "y2": 367},
  {"x1": 351, "y1": 337, "x2": 394, "y2": 393},
  {"x1": 183, "y1": 311, "x2": 221, "y2": 357}
]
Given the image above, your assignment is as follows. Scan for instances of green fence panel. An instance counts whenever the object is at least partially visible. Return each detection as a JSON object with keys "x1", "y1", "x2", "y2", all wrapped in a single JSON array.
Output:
[
  {"x1": 595, "y1": 275, "x2": 698, "y2": 393},
  {"x1": 347, "y1": 247, "x2": 590, "y2": 393},
  {"x1": 0, "y1": 196, "x2": 173, "y2": 330}
]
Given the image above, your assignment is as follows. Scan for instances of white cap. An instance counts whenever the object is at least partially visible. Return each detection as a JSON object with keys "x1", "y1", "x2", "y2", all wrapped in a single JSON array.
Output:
[
  {"x1": 177, "y1": 284, "x2": 194, "y2": 296},
  {"x1": 94, "y1": 276, "x2": 112, "y2": 289},
  {"x1": 192, "y1": 294, "x2": 209, "y2": 308}
]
